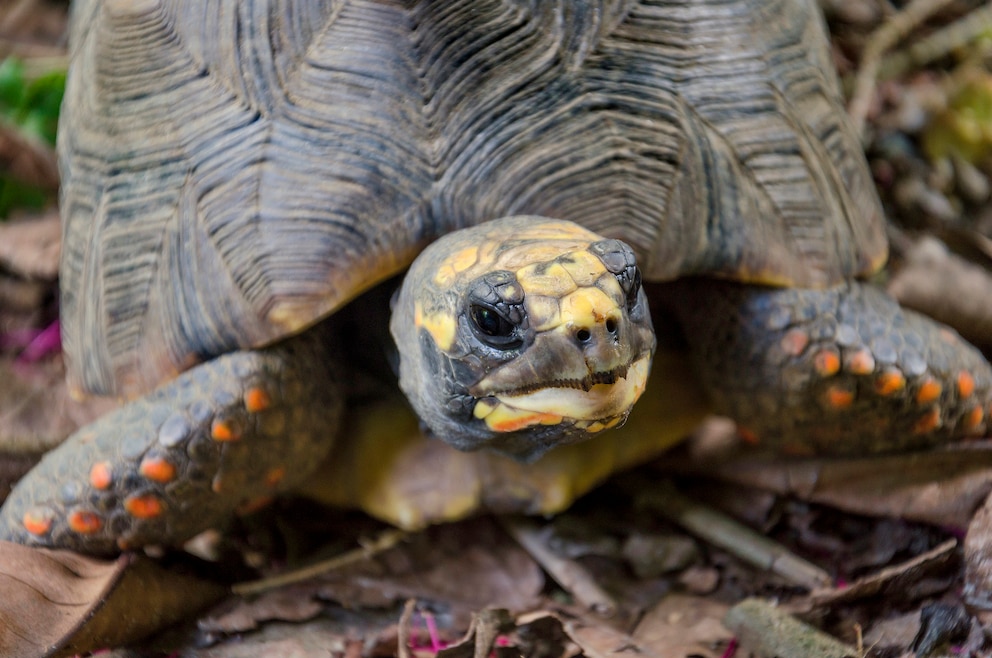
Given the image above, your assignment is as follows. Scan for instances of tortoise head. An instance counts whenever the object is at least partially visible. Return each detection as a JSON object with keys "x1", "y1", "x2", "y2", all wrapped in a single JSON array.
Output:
[{"x1": 391, "y1": 216, "x2": 656, "y2": 462}]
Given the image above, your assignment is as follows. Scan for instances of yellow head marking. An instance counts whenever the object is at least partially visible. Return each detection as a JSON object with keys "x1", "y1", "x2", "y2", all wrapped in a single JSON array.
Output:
[
  {"x1": 517, "y1": 261, "x2": 578, "y2": 298},
  {"x1": 559, "y1": 250, "x2": 608, "y2": 287},
  {"x1": 434, "y1": 246, "x2": 481, "y2": 288},
  {"x1": 560, "y1": 286, "x2": 620, "y2": 329},
  {"x1": 415, "y1": 302, "x2": 457, "y2": 352}
]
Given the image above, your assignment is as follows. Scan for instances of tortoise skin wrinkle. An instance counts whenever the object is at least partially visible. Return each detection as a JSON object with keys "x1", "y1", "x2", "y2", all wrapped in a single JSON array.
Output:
[{"x1": 61, "y1": 0, "x2": 883, "y2": 399}]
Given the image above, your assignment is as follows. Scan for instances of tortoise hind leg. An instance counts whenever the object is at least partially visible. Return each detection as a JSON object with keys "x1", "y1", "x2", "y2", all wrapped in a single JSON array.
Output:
[
  {"x1": 0, "y1": 325, "x2": 342, "y2": 555},
  {"x1": 663, "y1": 280, "x2": 992, "y2": 455}
]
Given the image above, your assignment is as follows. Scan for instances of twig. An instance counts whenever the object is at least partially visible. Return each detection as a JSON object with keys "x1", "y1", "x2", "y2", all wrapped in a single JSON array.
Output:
[
  {"x1": 879, "y1": 4, "x2": 992, "y2": 81},
  {"x1": 232, "y1": 528, "x2": 407, "y2": 595},
  {"x1": 638, "y1": 482, "x2": 833, "y2": 590},
  {"x1": 848, "y1": 0, "x2": 955, "y2": 141},
  {"x1": 397, "y1": 598, "x2": 416, "y2": 658},
  {"x1": 499, "y1": 516, "x2": 618, "y2": 617}
]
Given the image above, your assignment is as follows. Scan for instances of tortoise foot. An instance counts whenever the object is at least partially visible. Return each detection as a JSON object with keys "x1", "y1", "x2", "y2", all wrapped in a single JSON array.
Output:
[
  {"x1": 0, "y1": 330, "x2": 342, "y2": 555},
  {"x1": 667, "y1": 280, "x2": 992, "y2": 455}
]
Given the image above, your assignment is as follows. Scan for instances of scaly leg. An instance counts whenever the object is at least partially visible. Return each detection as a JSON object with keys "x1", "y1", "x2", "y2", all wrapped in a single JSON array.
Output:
[
  {"x1": 0, "y1": 326, "x2": 342, "y2": 555},
  {"x1": 664, "y1": 280, "x2": 992, "y2": 455}
]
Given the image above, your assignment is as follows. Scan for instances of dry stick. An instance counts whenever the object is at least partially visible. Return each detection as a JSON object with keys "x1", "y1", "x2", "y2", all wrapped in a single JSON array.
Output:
[
  {"x1": 499, "y1": 516, "x2": 618, "y2": 617},
  {"x1": 848, "y1": 0, "x2": 956, "y2": 141},
  {"x1": 879, "y1": 4, "x2": 992, "y2": 81},
  {"x1": 639, "y1": 483, "x2": 833, "y2": 590},
  {"x1": 232, "y1": 528, "x2": 408, "y2": 596},
  {"x1": 397, "y1": 598, "x2": 417, "y2": 658}
]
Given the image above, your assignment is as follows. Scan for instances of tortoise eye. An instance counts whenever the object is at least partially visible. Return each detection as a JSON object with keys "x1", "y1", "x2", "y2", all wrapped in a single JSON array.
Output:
[{"x1": 470, "y1": 304, "x2": 521, "y2": 349}]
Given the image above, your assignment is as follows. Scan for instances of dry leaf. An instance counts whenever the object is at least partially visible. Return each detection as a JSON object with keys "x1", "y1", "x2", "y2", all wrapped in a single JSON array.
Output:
[
  {"x1": 810, "y1": 539, "x2": 957, "y2": 607},
  {"x1": 316, "y1": 519, "x2": 544, "y2": 625},
  {"x1": 666, "y1": 442, "x2": 992, "y2": 530},
  {"x1": 631, "y1": 593, "x2": 733, "y2": 658},
  {"x1": 200, "y1": 584, "x2": 324, "y2": 634},
  {"x1": 0, "y1": 541, "x2": 127, "y2": 657},
  {"x1": 0, "y1": 541, "x2": 224, "y2": 657}
]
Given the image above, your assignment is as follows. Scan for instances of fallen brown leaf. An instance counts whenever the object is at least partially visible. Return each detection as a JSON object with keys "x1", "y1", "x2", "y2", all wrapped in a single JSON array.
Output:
[
  {"x1": 631, "y1": 593, "x2": 733, "y2": 658},
  {"x1": 200, "y1": 584, "x2": 324, "y2": 634},
  {"x1": 561, "y1": 613, "x2": 666, "y2": 658},
  {"x1": 809, "y1": 538, "x2": 957, "y2": 607},
  {"x1": 316, "y1": 519, "x2": 544, "y2": 626},
  {"x1": 664, "y1": 441, "x2": 992, "y2": 530},
  {"x1": 0, "y1": 541, "x2": 125, "y2": 657},
  {"x1": 0, "y1": 541, "x2": 225, "y2": 657}
]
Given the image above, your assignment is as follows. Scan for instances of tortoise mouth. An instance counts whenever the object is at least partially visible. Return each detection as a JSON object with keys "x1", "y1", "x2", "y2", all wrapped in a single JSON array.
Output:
[
  {"x1": 494, "y1": 363, "x2": 631, "y2": 397},
  {"x1": 471, "y1": 354, "x2": 651, "y2": 433}
]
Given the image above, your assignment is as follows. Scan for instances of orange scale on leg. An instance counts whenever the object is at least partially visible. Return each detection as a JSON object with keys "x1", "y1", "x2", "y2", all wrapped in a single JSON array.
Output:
[
  {"x1": 957, "y1": 371, "x2": 976, "y2": 399},
  {"x1": 22, "y1": 508, "x2": 53, "y2": 535},
  {"x1": 211, "y1": 418, "x2": 243, "y2": 442},
  {"x1": 813, "y1": 349, "x2": 840, "y2": 377},
  {"x1": 244, "y1": 387, "x2": 272, "y2": 413},
  {"x1": 89, "y1": 461, "x2": 113, "y2": 490},
  {"x1": 912, "y1": 408, "x2": 942, "y2": 435},
  {"x1": 824, "y1": 385, "x2": 854, "y2": 409},
  {"x1": 139, "y1": 457, "x2": 177, "y2": 483},
  {"x1": 915, "y1": 378, "x2": 942, "y2": 405},
  {"x1": 125, "y1": 494, "x2": 164, "y2": 519},
  {"x1": 874, "y1": 369, "x2": 906, "y2": 396},
  {"x1": 963, "y1": 406, "x2": 985, "y2": 434},
  {"x1": 68, "y1": 510, "x2": 103, "y2": 534}
]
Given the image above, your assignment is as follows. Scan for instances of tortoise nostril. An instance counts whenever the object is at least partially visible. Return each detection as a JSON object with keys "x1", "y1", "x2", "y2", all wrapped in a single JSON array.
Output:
[
  {"x1": 606, "y1": 318, "x2": 618, "y2": 334},
  {"x1": 576, "y1": 328, "x2": 592, "y2": 343}
]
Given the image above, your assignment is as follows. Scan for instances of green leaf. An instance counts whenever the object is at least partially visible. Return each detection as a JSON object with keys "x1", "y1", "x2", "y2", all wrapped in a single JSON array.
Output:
[
  {"x1": 0, "y1": 175, "x2": 48, "y2": 217},
  {"x1": 21, "y1": 70, "x2": 65, "y2": 145},
  {"x1": 0, "y1": 58, "x2": 25, "y2": 112}
]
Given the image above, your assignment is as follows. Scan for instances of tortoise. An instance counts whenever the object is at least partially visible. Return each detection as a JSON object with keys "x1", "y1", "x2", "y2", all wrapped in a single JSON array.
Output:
[{"x1": 1, "y1": 0, "x2": 990, "y2": 556}]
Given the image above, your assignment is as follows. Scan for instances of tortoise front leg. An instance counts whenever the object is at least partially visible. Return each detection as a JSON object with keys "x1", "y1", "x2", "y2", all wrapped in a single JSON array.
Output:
[
  {"x1": 664, "y1": 280, "x2": 992, "y2": 455},
  {"x1": 0, "y1": 326, "x2": 342, "y2": 556}
]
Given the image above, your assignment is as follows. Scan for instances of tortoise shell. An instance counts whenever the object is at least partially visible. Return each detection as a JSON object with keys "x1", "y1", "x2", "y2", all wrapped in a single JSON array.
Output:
[{"x1": 59, "y1": 0, "x2": 885, "y2": 398}]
